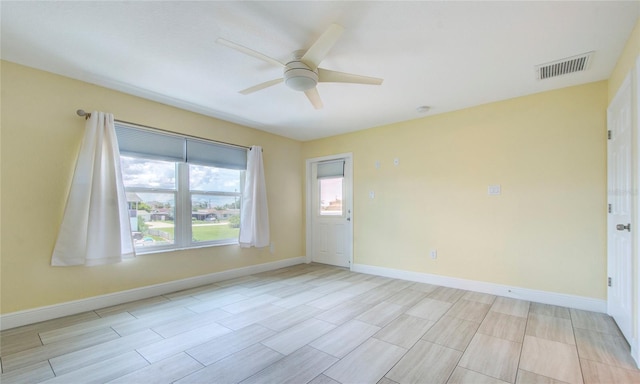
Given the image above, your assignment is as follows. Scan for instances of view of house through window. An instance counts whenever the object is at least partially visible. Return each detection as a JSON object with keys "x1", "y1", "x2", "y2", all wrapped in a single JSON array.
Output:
[
  {"x1": 319, "y1": 177, "x2": 343, "y2": 216},
  {"x1": 121, "y1": 156, "x2": 243, "y2": 248},
  {"x1": 122, "y1": 157, "x2": 177, "y2": 248},
  {"x1": 127, "y1": 191, "x2": 176, "y2": 247},
  {"x1": 122, "y1": 157, "x2": 243, "y2": 250},
  {"x1": 189, "y1": 164, "x2": 242, "y2": 244}
]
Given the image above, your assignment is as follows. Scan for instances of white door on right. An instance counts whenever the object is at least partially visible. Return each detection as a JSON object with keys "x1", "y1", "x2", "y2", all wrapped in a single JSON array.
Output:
[{"x1": 607, "y1": 72, "x2": 633, "y2": 344}]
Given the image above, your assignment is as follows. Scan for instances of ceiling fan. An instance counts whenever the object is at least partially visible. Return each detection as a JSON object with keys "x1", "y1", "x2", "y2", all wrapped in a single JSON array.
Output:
[{"x1": 217, "y1": 24, "x2": 383, "y2": 109}]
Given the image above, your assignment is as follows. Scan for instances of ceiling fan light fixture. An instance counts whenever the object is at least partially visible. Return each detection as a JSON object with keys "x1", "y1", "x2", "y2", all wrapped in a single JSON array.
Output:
[
  {"x1": 285, "y1": 69, "x2": 318, "y2": 91},
  {"x1": 284, "y1": 67, "x2": 318, "y2": 91}
]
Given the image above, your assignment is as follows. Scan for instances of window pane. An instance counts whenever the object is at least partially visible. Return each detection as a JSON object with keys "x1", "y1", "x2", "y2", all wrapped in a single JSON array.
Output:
[
  {"x1": 320, "y1": 177, "x2": 343, "y2": 216},
  {"x1": 189, "y1": 164, "x2": 241, "y2": 193},
  {"x1": 191, "y1": 194, "x2": 240, "y2": 243},
  {"x1": 127, "y1": 192, "x2": 175, "y2": 248},
  {"x1": 121, "y1": 156, "x2": 176, "y2": 189}
]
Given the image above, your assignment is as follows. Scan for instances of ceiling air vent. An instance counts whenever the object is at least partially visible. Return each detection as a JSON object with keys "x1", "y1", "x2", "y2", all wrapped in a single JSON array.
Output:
[{"x1": 536, "y1": 51, "x2": 594, "y2": 80}]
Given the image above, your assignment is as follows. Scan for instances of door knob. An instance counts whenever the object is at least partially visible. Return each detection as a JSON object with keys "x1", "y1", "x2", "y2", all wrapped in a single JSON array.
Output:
[{"x1": 616, "y1": 223, "x2": 631, "y2": 232}]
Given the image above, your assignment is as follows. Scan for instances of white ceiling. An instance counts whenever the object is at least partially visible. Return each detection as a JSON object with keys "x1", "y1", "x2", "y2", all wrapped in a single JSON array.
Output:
[{"x1": 2, "y1": 1, "x2": 638, "y2": 141}]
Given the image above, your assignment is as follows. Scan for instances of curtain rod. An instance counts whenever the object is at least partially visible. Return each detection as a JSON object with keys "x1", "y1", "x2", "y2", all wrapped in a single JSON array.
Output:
[{"x1": 76, "y1": 109, "x2": 251, "y2": 151}]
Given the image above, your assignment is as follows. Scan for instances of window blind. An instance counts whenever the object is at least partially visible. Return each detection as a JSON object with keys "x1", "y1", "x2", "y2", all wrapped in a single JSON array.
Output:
[
  {"x1": 186, "y1": 139, "x2": 247, "y2": 170},
  {"x1": 317, "y1": 160, "x2": 345, "y2": 179},
  {"x1": 115, "y1": 123, "x2": 247, "y2": 169},
  {"x1": 115, "y1": 124, "x2": 185, "y2": 162}
]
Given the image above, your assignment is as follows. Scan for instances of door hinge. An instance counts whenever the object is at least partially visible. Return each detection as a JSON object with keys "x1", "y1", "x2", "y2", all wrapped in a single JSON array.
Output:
[
  {"x1": 608, "y1": 130, "x2": 612, "y2": 140},
  {"x1": 608, "y1": 277, "x2": 612, "y2": 287},
  {"x1": 608, "y1": 204, "x2": 612, "y2": 213},
  {"x1": 616, "y1": 223, "x2": 631, "y2": 232}
]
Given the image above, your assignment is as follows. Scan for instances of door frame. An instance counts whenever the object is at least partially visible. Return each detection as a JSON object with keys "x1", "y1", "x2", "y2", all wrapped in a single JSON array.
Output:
[
  {"x1": 305, "y1": 153, "x2": 353, "y2": 269},
  {"x1": 633, "y1": 55, "x2": 640, "y2": 367}
]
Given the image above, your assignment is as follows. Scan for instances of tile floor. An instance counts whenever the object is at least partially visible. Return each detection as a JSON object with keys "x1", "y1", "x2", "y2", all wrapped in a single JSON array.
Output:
[{"x1": 1, "y1": 263, "x2": 639, "y2": 384}]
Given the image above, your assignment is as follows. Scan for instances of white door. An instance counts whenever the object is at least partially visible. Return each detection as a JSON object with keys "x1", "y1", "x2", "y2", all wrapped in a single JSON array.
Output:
[
  {"x1": 307, "y1": 155, "x2": 352, "y2": 268},
  {"x1": 607, "y1": 72, "x2": 633, "y2": 344}
]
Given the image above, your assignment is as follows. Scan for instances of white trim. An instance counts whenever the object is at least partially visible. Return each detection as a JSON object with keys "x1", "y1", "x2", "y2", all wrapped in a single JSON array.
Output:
[
  {"x1": 607, "y1": 72, "x2": 635, "y2": 346},
  {"x1": 352, "y1": 263, "x2": 606, "y2": 313},
  {"x1": 305, "y1": 153, "x2": 354, "y2": 269},
  {"x1": 633, "y1": 54, "x2": 640, "y2": 369},
  {"x1": 0, "y1": 257, "x2": 305, "y2": 331}
]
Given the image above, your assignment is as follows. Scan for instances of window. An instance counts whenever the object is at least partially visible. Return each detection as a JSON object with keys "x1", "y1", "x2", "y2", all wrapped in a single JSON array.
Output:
[
  {"x1": 122, "y1": 157, "x2": 177, "y2": 249},
  {"x1": 116, "y1": 123, "x2": 246, "y2": 252},
  {"x1": 189, "y1": 164, "x2": 242, "y2": 244},
  {"x1": 319, "y1": 178, "x2": 343, "y2": 215},
  {"x1": 317, "y1": 160, "x2": 345, "y2": 216}
]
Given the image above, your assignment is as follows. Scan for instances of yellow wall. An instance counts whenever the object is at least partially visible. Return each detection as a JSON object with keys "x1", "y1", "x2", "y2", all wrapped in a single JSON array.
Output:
[
  {"x1": 0, "y1": 61, "x2": 303, "y2": 314},
  {"x1": 303, "y1": 81, "x2": 608, "y2": 299}
]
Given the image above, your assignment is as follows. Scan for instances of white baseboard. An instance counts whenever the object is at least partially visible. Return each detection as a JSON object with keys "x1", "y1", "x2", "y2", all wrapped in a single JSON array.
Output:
[
  {"x1": 0, "y1": 257, "x2": 306, "y2": 331},
  {"x1": 351, "y1": 263, "x2": 606, "y2": 313}
]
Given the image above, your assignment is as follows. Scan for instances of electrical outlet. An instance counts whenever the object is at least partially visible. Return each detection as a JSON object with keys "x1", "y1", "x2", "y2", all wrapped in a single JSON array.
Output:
[
  {"x1": 430, "y1": 250, "x2": 437, "y2": 259},
  {"x1": 369, "y1": 191, "x2": 375, "y2": 199},
  {"x1": 394, "y1": 158, "x2": 400, "y2": 166}
]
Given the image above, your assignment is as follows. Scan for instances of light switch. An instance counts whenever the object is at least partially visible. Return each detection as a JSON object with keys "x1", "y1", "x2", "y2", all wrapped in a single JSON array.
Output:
[
  {"x1": 393, "y1": 158, "x2": 400, "y2": 166},
  {"x1": 369, "y1": 191, "x2": 375, "y2": 199},
  {"x1": 488, "y1": 185, "x2": 501, "y2": 195}
]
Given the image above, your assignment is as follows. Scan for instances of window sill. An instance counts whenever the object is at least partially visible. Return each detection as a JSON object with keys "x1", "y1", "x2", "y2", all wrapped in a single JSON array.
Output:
[{"x1": 134, "y1": 240, "x2": 240, "y2": 255}]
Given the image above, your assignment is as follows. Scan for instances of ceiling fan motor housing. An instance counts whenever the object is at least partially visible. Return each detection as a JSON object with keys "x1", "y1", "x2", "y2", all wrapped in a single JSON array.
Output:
[{"x1": 284, "y1": 61, "x2": 318, "y2": 91}]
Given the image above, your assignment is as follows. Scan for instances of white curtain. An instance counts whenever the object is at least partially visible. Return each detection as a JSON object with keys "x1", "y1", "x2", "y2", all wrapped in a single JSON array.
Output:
[
  {"x1": 51, "y1": 111, "x2": 134, "y2": 266},
  {"x1": 239, "y1": 146, "x2": 270, "y2": 248}
]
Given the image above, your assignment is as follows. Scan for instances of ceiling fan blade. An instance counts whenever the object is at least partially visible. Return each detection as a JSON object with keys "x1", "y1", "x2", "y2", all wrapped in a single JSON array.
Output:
[
  {"x1": 300, "y1": 24, "x2": 344, "y2": 70},
  {"x1": 217, "y1": 38, "x2": 285, "y2": 68},
  {"x1": 239, "y1": 78, "x2": 283, "y2": 95},
  {"x1": 304, "y1": 87, "x2": 324, "y2": 109},
  {"x1": 318, "y1": 68, "x2": 383, "y2": 85}
]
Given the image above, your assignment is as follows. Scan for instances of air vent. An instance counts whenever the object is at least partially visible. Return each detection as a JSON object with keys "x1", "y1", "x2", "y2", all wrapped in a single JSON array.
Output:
[{"x1": 536, "y1": 51, "x2": 594, "y2": 80}]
